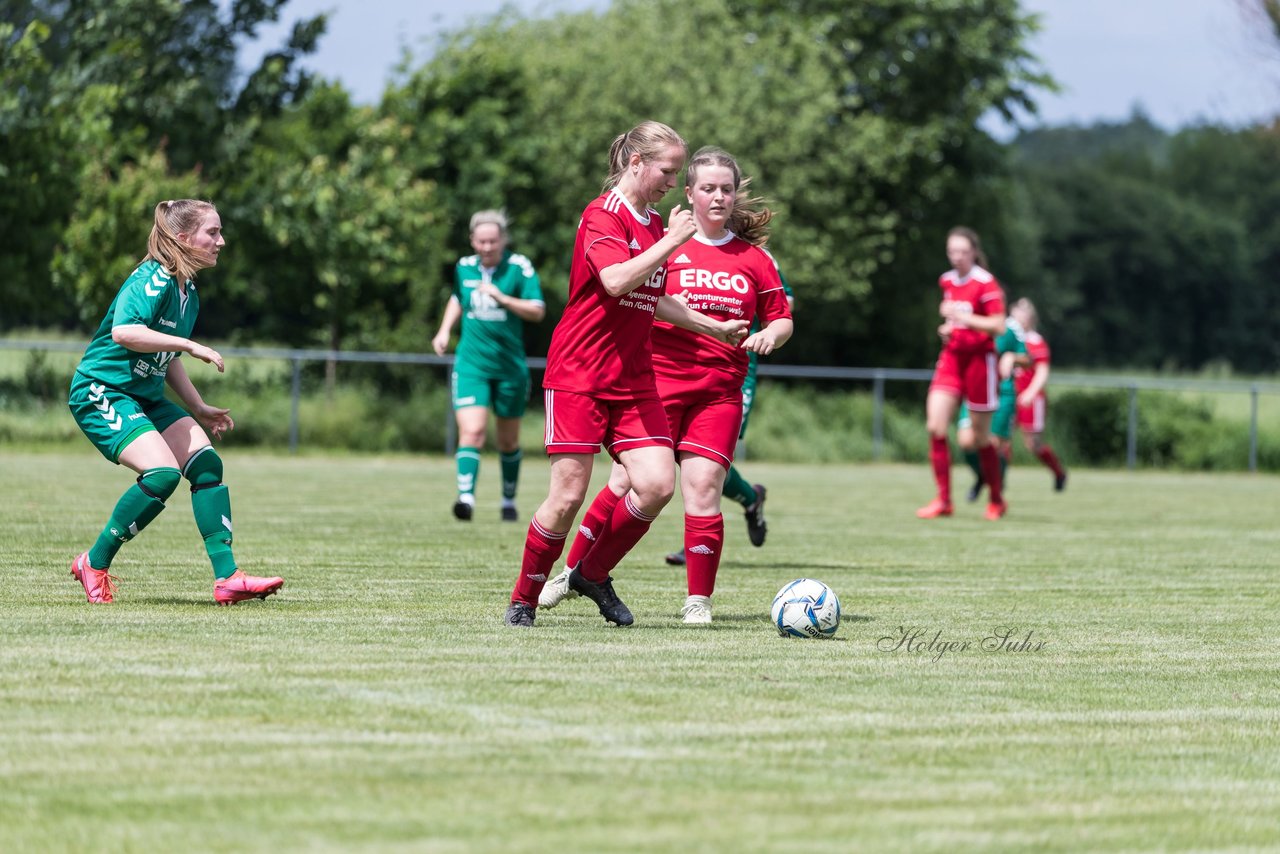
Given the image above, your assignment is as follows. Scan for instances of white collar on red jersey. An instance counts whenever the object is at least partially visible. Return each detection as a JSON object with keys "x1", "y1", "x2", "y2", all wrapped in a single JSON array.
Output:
[
  {"x1": 609, "y1": 188, "x2": 652, "y2": 225},
  {"x1": 693, "y1": 230, "x2": 736, "y2": 247}
]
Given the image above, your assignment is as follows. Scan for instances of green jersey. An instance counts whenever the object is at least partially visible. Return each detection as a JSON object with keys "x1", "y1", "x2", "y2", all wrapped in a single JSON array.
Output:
[
  {"x1": 75, "y1": 259, "x2": 199, "y2": 402},
  {"x1": 453, "y1": 250, "x2": 544, "y2": 376},
  {"x1": 995, "y1": 316, "x2": 1028, "y2": 396}
]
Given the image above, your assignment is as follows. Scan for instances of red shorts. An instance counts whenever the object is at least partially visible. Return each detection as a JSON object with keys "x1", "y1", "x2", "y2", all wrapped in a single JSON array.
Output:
[
  {"x1": 660, "y1": 387, "x2": 743, "y2": 469},
  {"x1": 929, "y1": 348, "x2": 997, "y2": 412},
  {"x1": 1016, "y1": 395, "x2": 1046, "y2": 432},
  {"x1": 543, "y1": 389, "x2": 673, "y2": 457}
]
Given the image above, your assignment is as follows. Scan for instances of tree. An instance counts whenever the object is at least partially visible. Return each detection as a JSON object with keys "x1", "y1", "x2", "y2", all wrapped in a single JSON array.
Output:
[
  {"x1": 0, "y1": 0, "x2": 322, "y2": 330},
  {"x1": 217, "y1": 84, "x2": 447, "y2": 387}
]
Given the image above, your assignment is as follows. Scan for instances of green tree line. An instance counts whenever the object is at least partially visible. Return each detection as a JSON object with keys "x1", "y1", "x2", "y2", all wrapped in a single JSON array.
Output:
[{"x1": 2, "y1": 0, "x2": 1277, "y2": 374}]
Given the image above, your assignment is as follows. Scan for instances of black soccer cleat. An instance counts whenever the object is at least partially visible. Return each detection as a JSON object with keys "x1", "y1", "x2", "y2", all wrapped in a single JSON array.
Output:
[
  {"x1": 1055, "y1": 472, "x2": 1068, "y2": 492},
  {"x1": 744, "y1": 484, "x2": 768, "y2": 547},
  {"x1": 501, "y1": 505, "x2": 519, "y2": 522},
  {"x1": 966, "y1": 479, "x2": 983, "y2": 503},
  {"x1": 664, "y1": 547, "x2": 686, "y2": 566},
  {"x1": 567, "y1": 567, "x2": 634, "y2": 626},
  {"x1": 503, "y1": 601, "x2": 536, "y2": 628},
  {"x1": 452, "y1": 499, "x2": 473, "y2": 521}
]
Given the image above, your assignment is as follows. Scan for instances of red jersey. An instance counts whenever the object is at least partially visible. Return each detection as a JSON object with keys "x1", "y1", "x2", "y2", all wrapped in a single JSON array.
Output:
[
  {"x1": 651, "y1": 234, "x2": 791, "y2": 397},
  {"x1": 1014, "y1": 331, "x2": 1051, "y2": 396},
  {"x1": 939, "y1": 265, "x2": 1005, "y2": 355},
  {"x1": 543, "y1": 190, "x2": 668, "y2": 399}
]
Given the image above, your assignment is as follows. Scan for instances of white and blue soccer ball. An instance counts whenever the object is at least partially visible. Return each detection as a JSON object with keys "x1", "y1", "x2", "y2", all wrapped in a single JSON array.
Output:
[{"x1": 771, "y1": 578, "x2": 841, "y2": 638}]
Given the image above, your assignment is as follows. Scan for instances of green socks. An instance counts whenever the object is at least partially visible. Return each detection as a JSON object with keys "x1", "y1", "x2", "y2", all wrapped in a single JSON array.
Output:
[
  {"x1": 192, "y1": 484, "x2": 237, "y2": 579},
  {"x1": 88, "y1": 467, "x2": 181, "y2": 568},
  {"x1": 722, "y1": 465, "x2": 757, "y2": 509},
  {"x1": 456, "y1": 446, "x2": 481, "y2": 497},
  {"x1": 500, "y1": 449, "x2": 522, "y2": 500}
]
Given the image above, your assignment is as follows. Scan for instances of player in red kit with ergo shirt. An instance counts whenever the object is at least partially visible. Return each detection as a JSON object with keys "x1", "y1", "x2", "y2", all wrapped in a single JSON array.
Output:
[
  {"x1": 540, "y1": 146, "x2": 792, "y2": 624},
  {"x1": 917, "y1": 227, "x2": 1009, "y2": 521},
  {"x1": 503, "y1": 123, "x2": 747, "y2": 628}
]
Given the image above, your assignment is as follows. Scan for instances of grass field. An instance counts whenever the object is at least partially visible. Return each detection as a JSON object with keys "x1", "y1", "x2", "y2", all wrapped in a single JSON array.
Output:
[{"x1": 2, "y1": 450, "x2": 1279, "y2": 852}]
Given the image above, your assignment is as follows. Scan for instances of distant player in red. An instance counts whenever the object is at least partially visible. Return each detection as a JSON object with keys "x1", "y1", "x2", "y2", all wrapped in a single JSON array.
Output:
[
  {"x1": 1010, "y1": 298, "x2": 1067, "y2": 491},
  {"x1": 503, "y1": 122, "x2": 747, "y2": 629},
  {"x1": 917, "y1": 227, "x2": 1009, "y2": 521},
  {"x1": 539, "y1": 146, "x2": 793, "y2": 625}
]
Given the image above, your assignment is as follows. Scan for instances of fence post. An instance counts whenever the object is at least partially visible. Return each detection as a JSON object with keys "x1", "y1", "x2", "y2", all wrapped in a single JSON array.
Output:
[
  {"x1": 1126, "y1": 385, "x2": 1138, "y2": 470},
  {"x1": 1249, "y1": 385, "x2": 1259, "y2": 473},
  {"x1": 288, "y1": 357, "x2": 302, "y2": 455},
  {"x1": 872, "y1": 371, "x2": 885, "y2": 461}
]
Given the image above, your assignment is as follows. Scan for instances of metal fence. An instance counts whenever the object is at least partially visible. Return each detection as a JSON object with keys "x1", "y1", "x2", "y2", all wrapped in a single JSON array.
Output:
[{"x1": 4, "y1": 339, "x2": 1277, "y2": 470}]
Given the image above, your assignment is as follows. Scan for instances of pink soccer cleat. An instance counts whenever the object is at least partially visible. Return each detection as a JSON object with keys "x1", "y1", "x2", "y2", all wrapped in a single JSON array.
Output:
[
  {"x1": 70, "y1": 552, "x2": 117, "y2": 603},
  {"x1": 214, "y1": 570, "x2": 284, "y2": 606},
  {"x1": 984, "y1": 500, "x2": 1009, "y2": 521},
  {"x1": 915, "y1": 498, "x2": 953, "y2": 519}
]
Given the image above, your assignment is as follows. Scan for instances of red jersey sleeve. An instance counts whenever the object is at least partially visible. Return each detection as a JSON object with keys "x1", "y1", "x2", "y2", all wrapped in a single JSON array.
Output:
[{"x1": 581, "y1": 206, "x2": 634, "y2": 279}]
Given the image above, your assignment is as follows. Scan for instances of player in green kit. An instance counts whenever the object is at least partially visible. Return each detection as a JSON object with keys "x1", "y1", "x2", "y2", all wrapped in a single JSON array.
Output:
[
  {"x1": 666, "y1": 266, "x2": 793, "y2": 566},
  {"x1": 66, "y1": 199, "x2": 283, "y2": 605},
  {"x1": 432, "y1": 210, "x2": 546, "y2": 521},
  {"x1": 958, "y1": 311, "x2": 1028, "y2": 502}
]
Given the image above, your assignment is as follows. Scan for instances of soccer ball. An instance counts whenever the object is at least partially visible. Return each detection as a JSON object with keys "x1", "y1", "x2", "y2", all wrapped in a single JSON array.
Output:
[{"x1": 771, "y1": 578, "x2": 841, "y2": 638}]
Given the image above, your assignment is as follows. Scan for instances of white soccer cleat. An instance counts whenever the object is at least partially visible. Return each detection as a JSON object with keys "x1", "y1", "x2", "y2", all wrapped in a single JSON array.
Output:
[
  {"x1": 680, "y1": 595, "x2": 712, "y2": 625},
  {"x1": 538, "y1": 568, "x2": 580, "y2": 609}
]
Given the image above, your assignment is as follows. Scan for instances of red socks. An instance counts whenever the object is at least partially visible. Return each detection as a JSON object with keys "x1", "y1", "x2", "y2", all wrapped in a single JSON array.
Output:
[
  {"x1": 684, "y1": 513, "x2": 724, "y2": 597},
  {"x1": 930, "y1": 435, "x2": 952, "y2": 504},
  {"x1": 565, "y1": 486, "x2": 623, "y2": 570},
  {"x1": 511, "y1": 517, "x2": 566, "y2": 606},
  {"x1": 978, "y1": 444, "x2": 1004, "y2": 504},
  {"x1": 579, "y1": 493, "x2": 656, "y2": 583},
  {"x1": 1036, "y1": 445, "x2": 1065, "y2": 478}
]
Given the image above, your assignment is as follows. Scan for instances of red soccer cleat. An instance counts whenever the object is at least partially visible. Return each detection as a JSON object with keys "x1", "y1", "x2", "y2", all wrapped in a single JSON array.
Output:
[
  {"x1": 70, "y1": 552, "x2": 117, "y2": 603},
  {"x1": 915, "y1": 498, "x2": 953, "y2": 519},
  {"x1": 984, "y1": 500, "x2": 1009, "y2": 521},
  {"x1": 214, "y1": 570, "x2": 284, "y2": 606}
]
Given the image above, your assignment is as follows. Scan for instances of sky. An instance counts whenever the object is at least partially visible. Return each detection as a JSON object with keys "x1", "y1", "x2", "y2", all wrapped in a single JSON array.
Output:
[{"x1": 242, "y1": 0, "x2": 1280, "y2": 133}]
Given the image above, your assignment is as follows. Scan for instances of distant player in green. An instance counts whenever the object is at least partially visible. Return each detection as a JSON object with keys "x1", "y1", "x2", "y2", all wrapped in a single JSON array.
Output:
[
  {"x1": 958, "y1": 312, "x2": 1028, "y2": 502},
  {"x1": 66, "y1": 199, "x2": 283, "y2": 605},
  {"x1": 432, "y1": 210, "x2": 546, "y2": 521},
  {"x1": 666, "y1": 264, "x2": 794, "y2": 566}
]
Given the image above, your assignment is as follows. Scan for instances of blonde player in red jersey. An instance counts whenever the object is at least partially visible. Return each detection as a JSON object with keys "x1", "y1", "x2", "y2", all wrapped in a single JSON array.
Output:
[
  {"x1": 504, "y1": 123, "x2": 747, "y2": 628},
  {"x1": 1010, "y1": 298, "x2": 1067, "y2": 491},
  {"x1": 917, "y1": 227, "x2": 1009, "y2": 521},
  {"x1": 540, "y1": 146, "x2": 793, "y2": 624}
]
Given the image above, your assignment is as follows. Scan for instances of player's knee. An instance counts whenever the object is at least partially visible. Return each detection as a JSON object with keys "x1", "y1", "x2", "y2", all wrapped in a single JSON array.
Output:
[
  {"x1": 183, "y1": 446, "x2": 224, "y2": 491},
  {"x1": 634, "y1": 477, "x2": 675, "y2": 512},
  {"x1": 137, "y1": 467, "x2": 182, "y2": 501}
]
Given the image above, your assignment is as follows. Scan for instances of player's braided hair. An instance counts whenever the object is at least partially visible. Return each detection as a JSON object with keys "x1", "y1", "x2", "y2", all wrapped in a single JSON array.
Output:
[
  {"x1": 603, "y1": 121, "x2": 686, "y2": 193},
  {"x1": 685, "y1": 146, "x2": 774, "y2": 246},
  {"x1": 947, "y1": 226, "x2": 990, "y2": 270},
  {"x1": 144, "y1": 199, "x2": 217, "y2": 284}
]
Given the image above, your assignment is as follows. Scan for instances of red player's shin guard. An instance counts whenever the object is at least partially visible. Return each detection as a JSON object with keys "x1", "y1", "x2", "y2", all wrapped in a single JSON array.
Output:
[
  {"x1": 565, "y1": 486, "x2": 623, "y2": 571},
  {"x1": 511, "y1": 517, "x2": 566, "y2": 606},
  {"x1": 683, "y1": 513, "x2": 724, "y2": 598},
  {"x1": 578, "y1": 493, "x2": 656, "y2": 584}
]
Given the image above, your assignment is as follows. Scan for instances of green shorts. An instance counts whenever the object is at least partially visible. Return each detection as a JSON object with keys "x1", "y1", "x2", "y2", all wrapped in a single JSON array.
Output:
[
  {"x1": 68, "y1": 373, "x2": 190, "y2": 463},
  {"x1": 451, "y1": 368, "x2": 530, "y2": 419},
  {"x1": 958, "y1": 392, "x2": 1016, "y2": 441}
]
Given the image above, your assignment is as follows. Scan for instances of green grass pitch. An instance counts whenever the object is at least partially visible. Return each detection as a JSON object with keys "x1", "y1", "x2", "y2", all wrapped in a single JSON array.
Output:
[{"x1": 2, "y1": 450, "x2": 1279, "y2": 851}]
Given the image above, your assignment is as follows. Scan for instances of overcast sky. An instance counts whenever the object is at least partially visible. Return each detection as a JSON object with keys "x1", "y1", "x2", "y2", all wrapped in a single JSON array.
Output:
[{"x1": 242, "y1": 0, "x2": 1280, "y2": 132}]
